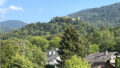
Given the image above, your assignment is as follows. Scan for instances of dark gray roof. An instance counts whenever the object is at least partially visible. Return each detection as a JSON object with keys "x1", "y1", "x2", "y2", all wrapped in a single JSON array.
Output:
[{"x1": 84, "y1": 52, "x2": 119, "y2": 63}]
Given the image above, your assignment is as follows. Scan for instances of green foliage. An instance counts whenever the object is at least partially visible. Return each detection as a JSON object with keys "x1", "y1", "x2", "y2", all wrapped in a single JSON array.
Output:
[
  {"x1": 87, "y1": 28, "x2": 120, "y2": 53},
  {"x1": 59, "y1": 26, "x2": 85, "y2": 62},
  {"x1": 115, "y1": 56, "x2": 120, "y2": 68},
  {"x1": 49, "y1": 37, "x2": 61, "y2": 49},
  {"x1": 63, "y1": 55, "x2": 91, "y2": 68},
  {"x1": 31, "y1": 45, "x2": 46, "y2": 66},
  {"x1": 89, "y1": 44, "x2": 99, "y2": 53},
  {"x1": 8, "y1": 54, "x2": 33, "y2": 68},
  {"x1": 4, "y1": 17, "x2": 95, "y2": 39},
  {"x1": 114, "y1": 37, "x2": 120, "y2": 53},
  {"x1": 88, "y1": 29, "x2": 114, "y2": 45},
  {"x1": 31, "y1": 36, "x2": 49, "y2": 52},
  {"x1": 69, "y1": 3, "x2": 120, "y2": 26},
  {"x1": 99, "y1": 40, "x2": 116, "y2": 52},
  {"x1": 45, "y1": 65, "x2": 54, "y2": 68},
  {"x1": 1, "y1": 38, "x2": 46, "y2": 68},
  {"x1": 1, "y1": 16, "x2": 120, "y2": 68}
]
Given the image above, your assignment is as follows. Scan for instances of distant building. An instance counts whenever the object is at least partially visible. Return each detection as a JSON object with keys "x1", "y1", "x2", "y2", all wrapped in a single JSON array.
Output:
[
  {"x1": 63, "y1": 16, "x2": 80, "y2": 21},
  {"x1": 46, "y1": 48, "x2": 61, "y2": 68},
  {"x1": 72, "y1": 18, "x2": 75, "y2": 21},
  {"x1": 63, "y1": 16, "x2": 70, "y2": 19},
  {"x1": 77, "y1": 16, "x2": 80, "y2": 20},
  {"x1": 84, "y1": 51, "x2": 120, "y2": 68}
]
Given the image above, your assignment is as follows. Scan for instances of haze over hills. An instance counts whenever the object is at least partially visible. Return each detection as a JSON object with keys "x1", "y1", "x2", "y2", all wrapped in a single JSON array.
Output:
[
  {"x1": 0, "y1": 20, "x2": 27, "y2": 33},
  {"x1": 68, "y1": 2, "x2": 120, "y2": 26}
]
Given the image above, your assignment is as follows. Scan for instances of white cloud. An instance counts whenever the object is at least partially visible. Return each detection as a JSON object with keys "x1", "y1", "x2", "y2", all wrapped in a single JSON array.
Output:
[
  {"x1": 0, "y1": 5, "x2": 23, "y2": 13},
  {"x1": 9, "y1": 5, "x2": 23, "y2": 11},
  {"x1": 0, "y1": 0, "x2": 6, "y2": 6}
]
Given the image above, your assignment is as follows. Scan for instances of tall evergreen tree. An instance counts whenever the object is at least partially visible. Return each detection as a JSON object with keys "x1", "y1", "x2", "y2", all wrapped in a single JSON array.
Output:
[
  {"x1": 115, "y1": 56, "x2": 119, "y2": 68},
  {"x1": 58, "y1": 26, "x2": 84, "y2": 62}
]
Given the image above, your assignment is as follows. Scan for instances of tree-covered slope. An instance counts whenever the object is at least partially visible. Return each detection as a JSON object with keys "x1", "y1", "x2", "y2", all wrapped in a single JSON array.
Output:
[
  {"x1": 68, "y1": 3, "x2": 120, "y2": 26},
  {"x1": 4, "y1": 17, "x2": 96, "y2": 38},
  {"x1": 0, "y1": 20, "x2": 27, "y2": 33},
  {"x1": 3, "y1": 17, "x2": 120, "y2": 53}
]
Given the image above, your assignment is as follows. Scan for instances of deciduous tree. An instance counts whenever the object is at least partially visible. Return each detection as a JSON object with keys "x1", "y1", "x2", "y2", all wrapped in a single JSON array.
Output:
[{"x1": 63, "y1": 55, "x2": 91, "y2": 68}]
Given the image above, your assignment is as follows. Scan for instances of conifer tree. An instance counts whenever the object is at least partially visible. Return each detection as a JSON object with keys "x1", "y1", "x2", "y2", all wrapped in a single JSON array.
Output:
[
  {"x1": 115, "y1": 56, "x2": 119, "y2": 68},
  {"x1": 58, "y1": 26, "x2": 84, "y2": 62}
]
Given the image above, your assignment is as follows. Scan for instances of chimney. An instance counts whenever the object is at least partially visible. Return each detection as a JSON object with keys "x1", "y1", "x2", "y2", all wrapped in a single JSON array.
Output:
[{"x1": 105, "y1": 51, "x2": 108, "y2": 55}]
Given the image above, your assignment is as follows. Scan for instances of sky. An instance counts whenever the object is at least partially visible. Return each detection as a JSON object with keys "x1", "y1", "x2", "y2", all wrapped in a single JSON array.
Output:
[{"x1": 0, "y1": 0, "x2": 120, "y2": 23}]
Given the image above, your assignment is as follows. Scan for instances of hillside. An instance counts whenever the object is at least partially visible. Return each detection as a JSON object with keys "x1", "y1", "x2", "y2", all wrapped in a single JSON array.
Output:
[
  {"x1": 68, "y1": 3, "x2": 120, "y2": 26},
  {"x1": 0, "y1": 20, "x2": 27, "y2": 33},
  {"x1": 3, "y1": 17, "x2": 120, "y2": 53},
  {"x1": 4, "y1": 17, "x2": 96, "y2": 38}
]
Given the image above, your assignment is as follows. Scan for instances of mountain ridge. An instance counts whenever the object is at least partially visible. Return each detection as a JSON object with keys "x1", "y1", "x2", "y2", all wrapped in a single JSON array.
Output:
[
  {"x1": 68, "y1": 2, "x2": 120, "y2": 26},
  {"x1": 0, "y1": 20, "x2": 27, "y2": 33}
]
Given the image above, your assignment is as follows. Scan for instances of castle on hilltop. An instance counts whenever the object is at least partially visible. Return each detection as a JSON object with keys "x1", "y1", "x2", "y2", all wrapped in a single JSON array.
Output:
[{"x1": 63, "y1": 16, "x2": 80, "y2": 21}]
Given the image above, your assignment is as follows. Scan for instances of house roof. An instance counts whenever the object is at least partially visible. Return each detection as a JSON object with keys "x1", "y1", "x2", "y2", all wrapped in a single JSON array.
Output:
[
  {"x1": 84, "y1": 52, "x2": 119, "y2": 63},
  {"x1": 47, "y1": 49, "x2": 61, "y2": 61}
]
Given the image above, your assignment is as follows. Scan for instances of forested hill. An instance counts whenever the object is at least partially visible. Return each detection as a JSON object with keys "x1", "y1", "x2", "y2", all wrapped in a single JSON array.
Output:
[
  {"x1": 3, "y1": 16, "x2": 120, "y2": 53},
  {"x1": 68, "y1": 2, "x2": 120, "y2": 26},
  {"x1": 4, "y1": 17, "x2": 96, "y2": 38},
  {"x1": 0, "y1": 20, "x2": 27, "y2": 33}
]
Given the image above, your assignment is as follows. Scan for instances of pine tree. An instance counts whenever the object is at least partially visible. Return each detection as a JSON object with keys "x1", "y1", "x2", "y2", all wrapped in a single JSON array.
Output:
[
  {"x1": 115, "y1": 56, "x2": 119, "y2": 68},
  {"x1": 58, "y1": 26, "x2": 84, "y2": 62}
]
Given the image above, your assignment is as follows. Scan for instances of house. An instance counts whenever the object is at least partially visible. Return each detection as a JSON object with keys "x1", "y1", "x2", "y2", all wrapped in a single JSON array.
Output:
[
  {"x1": 46, "y1": 48, "x2": 61, "y2": 67},
  {"x1": 84, "y1": 51, "x2": 120, "y2": 68}
]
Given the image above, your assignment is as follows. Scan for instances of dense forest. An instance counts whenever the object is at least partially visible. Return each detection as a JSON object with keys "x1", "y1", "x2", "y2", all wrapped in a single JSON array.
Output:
[
  {"x1": 3, "y1": 17, "x2": 96, "y2": 38},
  {"x1": 69, "y1": 3, "x2": 120, "y2": 26},
  {"x1": 1, "y1": 16, "x2": 120, "y2": 68}
]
